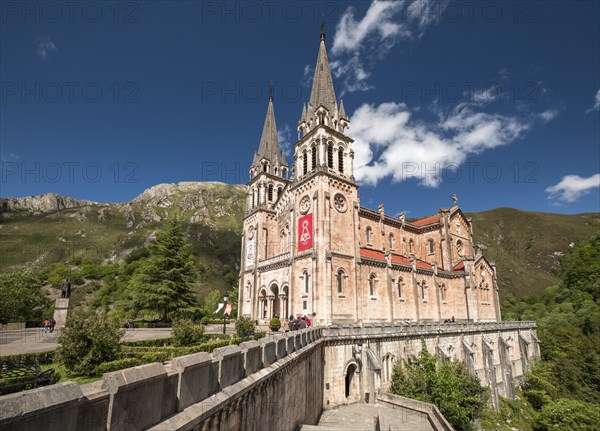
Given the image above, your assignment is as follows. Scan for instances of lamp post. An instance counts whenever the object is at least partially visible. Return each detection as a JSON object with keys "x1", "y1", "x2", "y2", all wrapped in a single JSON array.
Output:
[{"x1": 223, "y1": 292, "x2": 229, "y2": 334}]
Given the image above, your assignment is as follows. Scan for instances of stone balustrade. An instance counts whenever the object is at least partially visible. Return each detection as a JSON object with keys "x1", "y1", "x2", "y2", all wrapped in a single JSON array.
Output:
[
  {"x1": 258, "y1": 252, "x2": 291, "y2": 268},
  {"x1": 322, "y1": 320, "x2": 537, "y2": 341},
  {"x1": 0, "y1": 321, "x2": 539, "y2": 431},
  {"x1": 0, "y1": 327, "x2": 323, "y2": 431}
]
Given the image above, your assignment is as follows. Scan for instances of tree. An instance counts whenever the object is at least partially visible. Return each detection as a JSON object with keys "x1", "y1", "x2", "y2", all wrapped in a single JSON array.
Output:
[
  {"x1": 0, "y1": 271, "x2": 51, "y2": 324},
  {"x1": 391, "y1": 340, "x2": 488, "y2": 431},
  {"x1": 534, "y1": 398, "x2": 600, "y2": 431},
  {"x1": 58, "y1": 310, "x2": 123, "y2": 375},
  {"x1": 201, "y1": 289, "x2": 223, "y2": 318},
  {"x1": 129, "y1": 218, "x2": 199, "y2": 320}
]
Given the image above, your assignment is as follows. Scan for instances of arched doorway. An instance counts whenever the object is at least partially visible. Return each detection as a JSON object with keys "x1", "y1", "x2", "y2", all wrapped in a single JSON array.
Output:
[{"x1": 344, "y1": 362, "x2": 360, "y2": 402}]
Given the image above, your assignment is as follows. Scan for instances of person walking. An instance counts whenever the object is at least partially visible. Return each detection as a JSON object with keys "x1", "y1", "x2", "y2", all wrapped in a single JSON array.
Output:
[{"x1": 43, "y1": 318, "x2": 49, "y2": 333}]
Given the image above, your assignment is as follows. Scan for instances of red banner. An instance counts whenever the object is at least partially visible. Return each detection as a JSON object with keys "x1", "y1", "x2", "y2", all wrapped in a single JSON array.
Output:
[
  {"x1": 224, "y1": 303, "x2": 232, "y2": 316},
  {"x1": 298, "y1": 213, "x2": 313, "y2": 251}
]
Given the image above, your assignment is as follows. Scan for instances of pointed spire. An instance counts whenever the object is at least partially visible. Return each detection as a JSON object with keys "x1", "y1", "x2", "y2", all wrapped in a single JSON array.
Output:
[
  {"x1": 255, "y1": 92, "x2": 287, "y2": 168},
  {"x1": 339, "y1": 99, "x2": 347, "y2": 119},
  {"x1": 320, "y1": 16, "x2": 326, "y2": 41},
  {"x1": 309, "y1": 29, "x2": 337, "y2": 115},
  {"x1": 300, "y1": 103, "x2": 307, "y2": 122}
]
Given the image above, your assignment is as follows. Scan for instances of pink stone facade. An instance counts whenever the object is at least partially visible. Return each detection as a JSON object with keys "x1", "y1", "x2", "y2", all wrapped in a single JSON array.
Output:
[{"x1": 239, "y1": 34, "x2": 501, "y2": 325}]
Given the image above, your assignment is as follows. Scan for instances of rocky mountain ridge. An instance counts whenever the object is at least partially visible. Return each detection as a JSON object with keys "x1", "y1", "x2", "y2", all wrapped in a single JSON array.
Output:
[{"x1": 1, "y1": 184, "x2": 598, "y2": 301}]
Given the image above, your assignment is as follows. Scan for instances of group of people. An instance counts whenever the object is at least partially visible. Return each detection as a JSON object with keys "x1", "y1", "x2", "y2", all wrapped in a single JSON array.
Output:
[
  {"x1": 286, "y1": 314, "x2": 311, "y2": 331},
  {"x1": 443, "y1": 316, "x2": 456, "y2": 324},
  {"x1": 43, "y1": 318, "x2": 56, "y2": 333}
]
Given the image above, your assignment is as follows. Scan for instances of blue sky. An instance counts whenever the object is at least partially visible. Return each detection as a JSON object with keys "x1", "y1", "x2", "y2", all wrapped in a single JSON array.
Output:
[{"x1": 1, "y1": 0, "x2": 599, "y2": 217}]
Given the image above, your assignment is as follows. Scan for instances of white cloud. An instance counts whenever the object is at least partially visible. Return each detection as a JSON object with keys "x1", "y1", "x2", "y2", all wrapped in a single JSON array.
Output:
[
  {"x1": 537, "y1": 109, "x2": 558, "y2": 123},
  {"x1": 351, "y1": 100, "x2": 538, "y2": 187},
  {"x1": 545, "y1": 174, "x2": 600, "y2": 203},
  {"x1": 331, "y1": 0, "x2": 447, "y2": 95},
  {"x1": 277, "y1": 124, "x2": 293, "y2": 157},
  {"x1": 35, "y1": 37, "x2": 57, "y2": 59},
  {"x1": 585, "y1": 89, "x2": 600, "y2": 113}
]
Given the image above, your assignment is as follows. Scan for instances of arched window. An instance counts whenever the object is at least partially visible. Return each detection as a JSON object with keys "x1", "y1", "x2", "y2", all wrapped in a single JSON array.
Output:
[
  {"x1": 277, "y1": 187, "x2": 283, "y2": 200},
  {"x1": 263, "y1": 164, "x2": 267, "y2": 173},
  {"x1": 421, "y1": 281, "x2": 427, "y2": 301},
  {"x1": 366, "y1": 227, "x2": 372, "y2": 244},
  {"x1": 428, "y1": 239, "x2": 434, "y2": 254},
  {"x1": 409, "y1": 239, "x2": 414, "y2": 254},
  {"x1": 456, "y1": 240, "x2": 463, "y2": 256},
  {"x1": 337, "y1": 269, "x2": 344, "y2": 294},
  {"x1": 369, "y1": 274, "x2": 376, "y2": 296},
  {"x1": 397, "y1": 277, "x2": 403, "y2": 298},
  {"x1": 251, "y1": 191, "x2": 255, "y2": 208},
  {"x1": 268, "y1": 184, "x2": 273, "y2": 202},
  {"x1": 303, "y1": 271, "x2": 310, "y2": 294},
  {"x1": 338, "y1": 148, "x2": 344, "y2": 173},
  {"x1": 327, "y1": 144, "x2": 334, "y2": 168},
  {"x1": 303, "y1": 150, "x2": 308, "y2": 175},
  {"x1": 311, "y1": 145, "x2": 317, "y2": 170},
  {"x1": 389, "y1": 234, "x2": 394, "y2": 250},
  {"x1": 441, "y1": 283, "x2": 447, "y2": 302}
]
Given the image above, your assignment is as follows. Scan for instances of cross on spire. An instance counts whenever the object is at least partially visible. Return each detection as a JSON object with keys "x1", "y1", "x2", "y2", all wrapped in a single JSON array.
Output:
[
  {"x1": 320, "y1": 16, "x2": 325, "y2": 41},
  {"x1": 269, "y1": 80, "x2": 273, "y2": 101}
]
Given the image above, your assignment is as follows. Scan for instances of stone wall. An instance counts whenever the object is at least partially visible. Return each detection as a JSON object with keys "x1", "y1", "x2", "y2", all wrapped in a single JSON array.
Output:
[
  {"x1": 321, "y1": 321, "x2": 539, "y2": 410},
  {"x1": 0, "y1": 322, "x2": 539, "y2": 430},
  {"x1": 0, "y1": 327, "x2": 324, "y2": 431}
]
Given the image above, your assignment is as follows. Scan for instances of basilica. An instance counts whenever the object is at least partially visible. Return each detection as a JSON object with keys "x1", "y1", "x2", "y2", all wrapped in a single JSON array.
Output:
[{"x1": 238, "y1": 29, "x2": 501, "y2": 325}]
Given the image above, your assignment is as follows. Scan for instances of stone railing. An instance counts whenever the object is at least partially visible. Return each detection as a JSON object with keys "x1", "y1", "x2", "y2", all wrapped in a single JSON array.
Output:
[
  {"x1": 321, "y1": 320, "x2": 537, "y2": 341},
  {"x1": 377, "y1": 393, "x2": 454, "y2": 431},
  {"x1": 258, "y1": 252, "x2": 291, "y2": 268},
  {"x1": 0, "y1": 327, "x2": 323, "y2": 431}
]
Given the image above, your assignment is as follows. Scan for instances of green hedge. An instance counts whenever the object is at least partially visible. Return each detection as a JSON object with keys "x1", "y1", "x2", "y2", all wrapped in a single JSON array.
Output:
[
  {"x1": 131, "y1": 322, "x2": 172, "y2": 328},
  {"x1": 0, "y1": 350, "x2": 55, "y2": 367},
  {"x1": 94, "y1": 358, "x2": 143, "y2": 375},
  {"x1": 122, "y1": 334, "x2": 229, "y2": 348},
  {"x1": 200, "y1": 317, "x2": 233, "y2": 325},
  {"x1": 120, "y1": 339, "x2": 232, "y2": 361},
  {"x1": 123, "y1": 337, "x2": 174, "y2": 347}
]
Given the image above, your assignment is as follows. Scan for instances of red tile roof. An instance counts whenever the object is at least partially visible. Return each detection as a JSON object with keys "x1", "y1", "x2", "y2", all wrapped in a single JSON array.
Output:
[
  {"x1": 415, "y1": 259, "x2": 433, "y2": 270},
  {"x1": 391, "y1": 254, "x2": 411, "y2": 265},
  {"x1": 410, "y1": 214, "x2": 441, "y2": 227},
  {"x1": 361, "y1": 249, "x2": 434, "y2": 270},
  {"x1": 360, "y1": 248, "x2": 385, "y2": 260},
  {"x1": 453, "y1": 261, "x2": 465, "y2": 271}
]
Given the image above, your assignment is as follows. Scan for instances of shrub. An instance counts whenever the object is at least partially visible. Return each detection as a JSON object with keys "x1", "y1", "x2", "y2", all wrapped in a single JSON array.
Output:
[
  {"x1": 58, "y1": 310, "x2": 124, "y2": 376},
  {"x1": 235, "y1": 317, "x2": 256, "y2": 339},
  {"x1": 534, "y1": 398, "x2": 600, "y2": 431},
  {"x1": 269, "y1": 318, "x2": 281, "y2": 331},
  {"x1": 172, "y1": 319, "x2": 205, "y2": 347},
  {"x1": 139, "y1": 352, "x2": 169, "y2": 363},
  {"x1": 0, "y1": 351, "x2": 55, "y2": 367},
  {"x1": 94, "y1": 358, "x2": 143, "y2": 375},
  {"x1": 123, "y1": 337, "x2": 174, "y2": 347}
]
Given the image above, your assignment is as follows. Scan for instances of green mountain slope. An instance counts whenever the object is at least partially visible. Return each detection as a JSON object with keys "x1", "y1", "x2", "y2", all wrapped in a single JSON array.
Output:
[
  {"x1": 2, "y1": 186, "x2": 598, "y2": 304},
  {"x1": 0, "y1": 182, "x2": 246, "y2": 300},
  {"x1": 467, "y1": 207, "x2": 600, "y2": 299}
]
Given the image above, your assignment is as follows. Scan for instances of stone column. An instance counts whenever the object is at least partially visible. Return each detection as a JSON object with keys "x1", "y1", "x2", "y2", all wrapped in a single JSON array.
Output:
[
  {"x1": 349, "y1": 150, "x2": 355, "y2": 178},
  {"x1": 267, "y1": 296, "x2": 274, "y2": 319}
]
